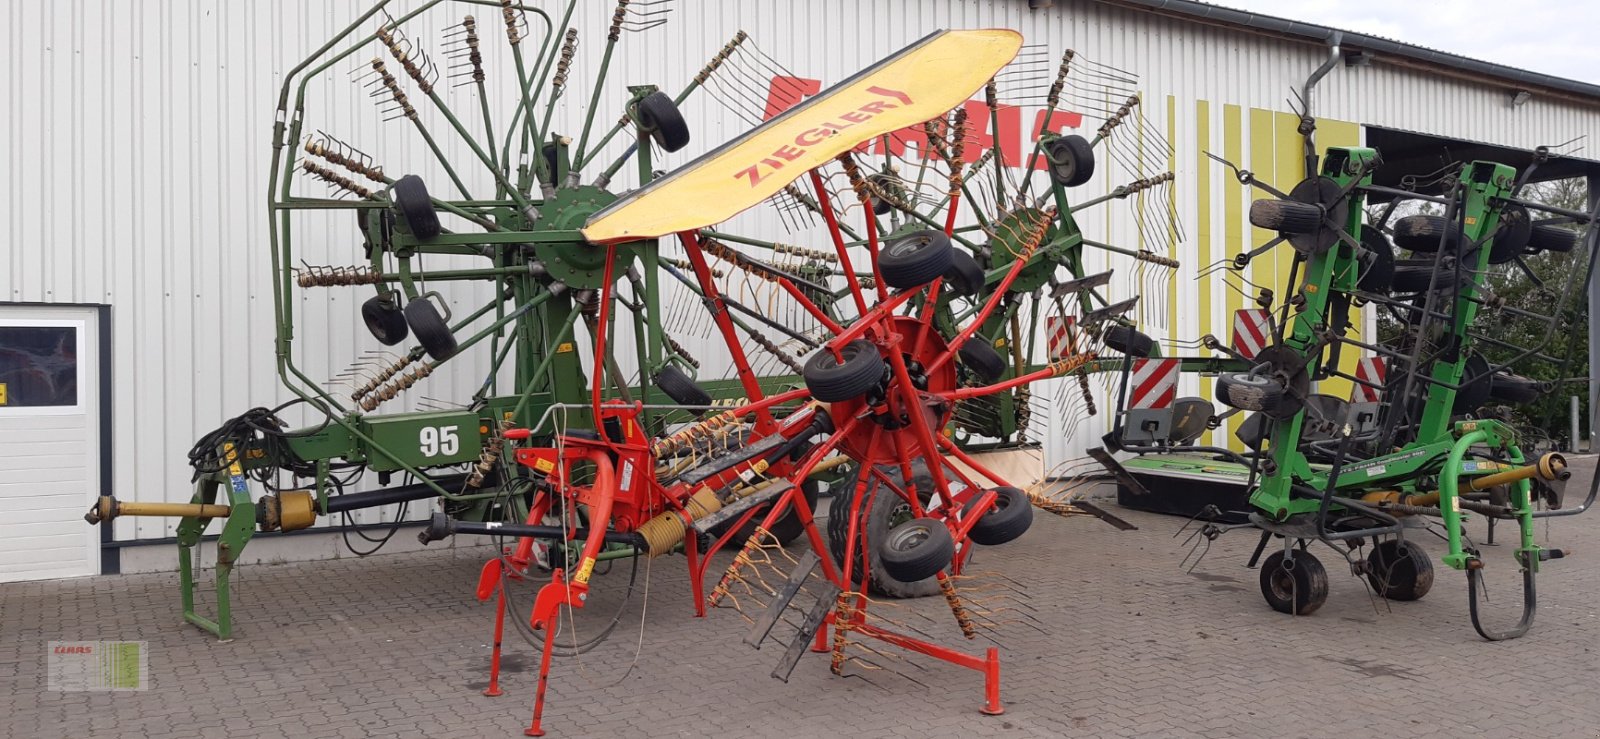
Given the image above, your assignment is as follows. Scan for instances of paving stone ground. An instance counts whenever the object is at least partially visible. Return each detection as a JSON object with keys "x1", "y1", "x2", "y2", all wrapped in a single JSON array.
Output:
[{"x1": 5, "y1": 479, "x2": 1600, "y2": 738}]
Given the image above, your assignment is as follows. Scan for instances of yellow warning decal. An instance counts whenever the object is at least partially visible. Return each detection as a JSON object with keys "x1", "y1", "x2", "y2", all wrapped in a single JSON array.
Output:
[
  {"x1": 0, "y1": 382, "x2": 7, "y2": 405},
  {"x1": 573, "y1": 556, "x2": 597, "y2": 585},
  {"x1": 557, "y1": 342, "x2": 575, "y2": 354},
  {"x1": 535, "y1": 458, "x2": 556, "y2": 473},
  {"x1": 224, "y1": 443, "x2": 243, "y2": 476}
]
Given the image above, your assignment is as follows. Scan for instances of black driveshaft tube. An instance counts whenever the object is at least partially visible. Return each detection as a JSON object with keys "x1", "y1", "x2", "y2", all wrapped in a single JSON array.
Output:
[
  {"x1": 417, "y1": 511, "x2": 647, "y2": 548},
  {"x1": 321, "y1": 473, "x2": 472, "y2": 514}
]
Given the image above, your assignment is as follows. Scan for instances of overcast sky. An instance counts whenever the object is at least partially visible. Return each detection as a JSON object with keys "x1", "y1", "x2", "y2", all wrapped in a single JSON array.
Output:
[{"x1": 1210, "y1": 0, "x2": 1599, "y2": 84}]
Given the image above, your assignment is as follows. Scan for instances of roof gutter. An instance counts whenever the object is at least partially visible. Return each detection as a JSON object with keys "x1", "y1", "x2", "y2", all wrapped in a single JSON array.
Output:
[{"x1": 1101, "y1": 0, "x2": 1600, "y2": 104}]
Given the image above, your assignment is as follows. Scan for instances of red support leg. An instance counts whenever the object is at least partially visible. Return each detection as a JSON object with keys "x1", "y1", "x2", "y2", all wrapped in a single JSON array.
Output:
[
  {"x1": 685, "y1": 518, "x2": 706, "y2": 617},
  {"x1": 811, "y1": 611, "x2": 833, "y2": 653},
  {"x1": 525, "y1": 614, "x2": 559, "y2": 737},
  {"x1": 981, "y1": 647, "x2": 1004, "y2": 716},
  {"x1": 484, "y1": 587, "x2": 508, "y2": 697}
]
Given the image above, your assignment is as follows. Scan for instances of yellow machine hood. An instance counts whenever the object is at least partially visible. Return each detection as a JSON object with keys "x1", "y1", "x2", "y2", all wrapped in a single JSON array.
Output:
[{"x1": 581, "y1": 29, "x2": 1023, "y2": 244}]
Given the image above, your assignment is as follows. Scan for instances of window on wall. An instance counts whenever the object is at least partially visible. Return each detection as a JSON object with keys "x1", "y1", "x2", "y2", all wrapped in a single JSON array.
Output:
[{"x1": 0, "y1": 325, "x2": 79, "y2": 407}]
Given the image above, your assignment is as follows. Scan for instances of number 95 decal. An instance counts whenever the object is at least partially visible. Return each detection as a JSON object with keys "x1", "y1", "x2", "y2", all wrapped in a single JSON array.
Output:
[{"x1": 419, "y1": 425, "x2": 460, "y2": 457}]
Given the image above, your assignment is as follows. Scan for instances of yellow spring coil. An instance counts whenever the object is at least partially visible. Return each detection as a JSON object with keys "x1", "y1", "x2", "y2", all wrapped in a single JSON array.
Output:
[
  {"x1": 635, "y1": 486, "x2": 721, "y2": 557},
  {"x1": 938, "y1": 575, "x2": 977, "y2": 639}
]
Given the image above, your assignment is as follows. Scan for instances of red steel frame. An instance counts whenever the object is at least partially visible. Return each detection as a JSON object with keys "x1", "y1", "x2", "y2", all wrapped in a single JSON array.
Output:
[{"x1": 470, "y1": 155, "x2": 1089, "y2": 735}]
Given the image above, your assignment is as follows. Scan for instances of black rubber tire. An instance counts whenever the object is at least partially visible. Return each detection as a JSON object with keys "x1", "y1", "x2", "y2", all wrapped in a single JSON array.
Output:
[
  {"x1": 653, "y1": 364, "x2": 712, "y2": 407},
  {"x1": 828, "y1": 462, "x2": 943, "y2": 597},
  {"x1": 878, "y1": 517, "x2": 955, "y2": 583},
  {"x1": 403, "y1": 298, "x2": 458, "y2": 360},
  {"x1": 1103, "y1": 324, "x2": 1155, "y2": 358},
  {"x1": 1489, "y1": 372, "x2": 1543, "y2": 404},
  {"x1": 1454, "y1": 354, "x2": 1492, "y2": 413},
  {"x1": 958, "y1": 340, "x2": 1007, "y2": 383},
  {"x1": 942, "y1": 249, "x2": 986, "y2": 297},
  {"x1": 1365, "y1": 539, "x2": 1434, "y2": 601},
  {"x1": 636, "y1": 91, "x2": 690, "y2": 152},
  {"x1": 1249, "y1": 199, "x2": 1323, "y2": 234},
  {"x1": 391, "y1": 175, "x2": 442, "y2": 241},
  {"x1": 879, "y1": 230, "x2": 955, "y2": 289},
  {"x1": 1218, "y1": 373, "x2": 1285, "y2": 414},
  {"x1": 867, "y1": 173, "x2": 897, "y2": 215},
  {"x1": 1528, "y1": 223, "x2": 1579, "y2": 254},
  {"x1": 1259, "y1": 549, "x2": 1330, "y2": 616},
  {"x1": 1393, "y1": 215, "x2": 1460, "y2": 253},
  {"x1": 541, "y1": 141, "x2": 561, "y2": 179},
  {"x1": 1045, "y1": 135, "x2": 1096, "y2": 187},
  {"x1": 1490, "y1": 204, "x2": 1533, "y2": 264},
  {"x1": 361, "y1": 294, "x2": 409, "y2": 346},
  {"x1": 1389, "y1": 260, "x2": 1459, "y2": 294},
  {"x1": 803, "y1": 340, "x2": 884, "y2": 402},
  {"x1": 1357, "y1": 230, "x2": 1396, "y2": 294},
  {"x1": 965, "y1": 486, "x2": 1033, "y2": 546}
]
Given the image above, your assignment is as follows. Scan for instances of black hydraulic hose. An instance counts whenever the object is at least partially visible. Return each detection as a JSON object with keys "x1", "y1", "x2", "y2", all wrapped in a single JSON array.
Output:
[
  {"x1": 417, "y1": 512, "x2": 647, "y2": 548},
  {"x1": 321, "y1": 473, "x2": 472, "y2": 513}
]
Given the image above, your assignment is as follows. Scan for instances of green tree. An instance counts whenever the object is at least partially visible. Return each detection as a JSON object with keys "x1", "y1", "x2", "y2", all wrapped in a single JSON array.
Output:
[
  {"x1": 1476, "y1": 178, "x2": 1590, "y2": 444},
  {"x1": 1371, "y1": 179, "x2": 1590, "y2": 448}
]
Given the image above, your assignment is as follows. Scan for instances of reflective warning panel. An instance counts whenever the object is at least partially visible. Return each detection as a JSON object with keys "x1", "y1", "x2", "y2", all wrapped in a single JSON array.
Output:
[{"x1": 581, "y1": 29, "x2": 1022, "y2": 244}]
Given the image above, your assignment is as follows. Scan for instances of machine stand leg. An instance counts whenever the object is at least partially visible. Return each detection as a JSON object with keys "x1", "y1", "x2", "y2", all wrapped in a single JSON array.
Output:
[
  {"x1": 811, "y1": 613, "x2": 832, "y2": 653},
  {"x1": 214, "y1": 557, "x2": 234, "y2": 642},
  {"x1": 485, "y1": 589, "x2": 507, "y2": 697},
  {"x1": 1246, "y1": 529, "x2": 1272, "y2": 568},
  {"x1": 980, "y1": 647, "x2": 1004, "y2": 715},
  {"x1": 685, "y1": 530, "x2": 706, "y2": 617},
  {"x1": 1486, "y1": 517, "x2": 1499, "y2": 546},
  {"x1": 525, "y1": 620, "x2": 557, "y2": 737},
  {"x1": 179, "y1": 544, "x2": 196, "y2": 624}
]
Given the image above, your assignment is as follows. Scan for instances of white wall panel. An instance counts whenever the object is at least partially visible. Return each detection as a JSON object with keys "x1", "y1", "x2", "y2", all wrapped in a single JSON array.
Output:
[{"x1": 4, "y1": 0, "x2": 1596, "y2": 542}]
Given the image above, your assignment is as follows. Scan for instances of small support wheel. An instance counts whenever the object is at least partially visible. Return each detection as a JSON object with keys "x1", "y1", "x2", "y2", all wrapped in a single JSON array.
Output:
[
  {"x1": 1102, "y1": 324, "x2": 1155, "y2": 357},
  {"x1": 942, "y1": 249, "x2": 986, "y2": 297},
  {"x1": 1528, "y1": 222, "x2": 1579, "y2": 254},
  {"x1": 802, "y1": 340, "x2": 885, "y2": 402},
  {"x1": 391, "y1": 175, "x2": 442, "y2": 241},
  {"x1": 1045, "y1": 135, "x2": 1095, "y2": 187},
  {"x1": 958, "y1": 340, "x2": 1007, "y2": 384},
  {"x1": 1259, "y1": 549, "x2": 1329, "y2": 615},
  {"x1": 361, "y1": 293, "x2": 409, "y2": 346},
  {"x1": 1356, "y1": 230, "x2": 1396, "y2": 294},
  {"x1": 653, "y1": 364, "x2": 712, "y2": 407},
  {"x1": 1365, "y1": 539, "x2": 1434, "y2": 601},
  {"x1": 1248, "y1": 199, "x2": 1323, "y2": 234},
  {"x1": 1489, "y1": 372, "x2": 1543, "y2": 404},
  {"x1": 965, "y1": 486, "x2": 1033, "y2": 546},
  {"x1": 867, "y1": 173, "x2": 899, "y2": 215},
  {"x1": 1217, "y1": 373, "x2": 1285, "y2": 414},
  {"x1": 635, "y1": 91, "x2": 690, "y2": 152},
  {"x1": 1393, "y1": 215, "x2": 1461, "y2": 253},
  {"x1": 404, "y1": 295, "x2": 458, "y2": 361},
  {"x1": 878, "y1": 517, "x2": 956, "y2": 583},
  {"x1": 879, "y1": 229, "x2": 955, "y2": 289}
]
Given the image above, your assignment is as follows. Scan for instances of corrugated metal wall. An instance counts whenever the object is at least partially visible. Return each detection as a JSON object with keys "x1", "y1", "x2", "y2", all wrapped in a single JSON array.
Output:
[{"x1": 4, "y1": 0, "x2": 1596, "y2": 542}]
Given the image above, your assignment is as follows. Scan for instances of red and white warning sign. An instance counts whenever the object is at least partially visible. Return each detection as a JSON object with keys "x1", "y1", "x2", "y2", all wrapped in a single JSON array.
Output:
[
  {"x1": 1130, "y1": 358, "x2": 1181, "y2": 409},
  {"x1": 1231, "y1": 309, "x2": 1271, "y2": 360},
  {"x1": 1046, "y1": 314, "x2": 1078, "y2": 360},
  {"x1": 1351, "y1": 356, "x2": 1386, "y2": 403}
]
